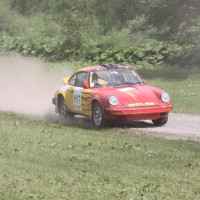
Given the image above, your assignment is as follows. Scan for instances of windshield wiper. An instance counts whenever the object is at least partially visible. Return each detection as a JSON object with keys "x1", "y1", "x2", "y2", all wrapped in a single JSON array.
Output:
[
  {"x1": 123, "y1": 82, "x2": 135, "y2": 85},
  {"x1": 112, "y1": 81, "x2": 144, "y2": 87},
  {"x1": 113, "y1": 83, "x2": 121, "y2": 86},
  {"x1": 112, "y1": 82, "x2": 134, "y2": 87},
  {"x1": 122, "y1": 81, "x2": 144, "y2": 85},
  {"x1": 135, "y1": 81, "x2": 144, "y2": 85}
]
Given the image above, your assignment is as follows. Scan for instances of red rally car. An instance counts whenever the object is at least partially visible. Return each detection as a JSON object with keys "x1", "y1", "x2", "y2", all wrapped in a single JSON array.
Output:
[{"x1": 52, "y1": 64, "x2": 172, "y2": 128}]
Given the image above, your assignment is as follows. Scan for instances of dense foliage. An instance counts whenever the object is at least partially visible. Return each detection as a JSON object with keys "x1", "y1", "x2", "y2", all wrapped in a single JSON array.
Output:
[{"x1": 0, "y1": 0, "x2": 200, "y2": 66}]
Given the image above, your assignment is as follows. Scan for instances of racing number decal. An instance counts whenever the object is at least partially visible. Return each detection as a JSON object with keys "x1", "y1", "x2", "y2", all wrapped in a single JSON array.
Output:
[
  {"x1": 73, "y1": 88, "x2": 83, "y2": 111},
  {"x1": 74, "y1": 94, "x2": 81, "y2": 105}
]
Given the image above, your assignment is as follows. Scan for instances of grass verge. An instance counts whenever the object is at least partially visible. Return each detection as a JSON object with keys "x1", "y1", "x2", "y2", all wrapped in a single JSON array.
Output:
[
  {"x1": 137, "y1": 66, "x2": 200, "y2": 114},
  {"x1": 1, "y1": 111, "x2": 200, "y2": 200}
]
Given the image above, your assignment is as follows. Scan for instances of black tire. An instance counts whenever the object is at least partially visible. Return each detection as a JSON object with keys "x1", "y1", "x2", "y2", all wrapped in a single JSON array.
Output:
[
  {"x1": 91, "y1": 102, "x2": 105, "y2": 128},
  {"x1": 152, "y1": 116, "x2": 168, "y2": 126},
  {"x1": 58, "y1": 97, "x2": 73, "y2": 122}
]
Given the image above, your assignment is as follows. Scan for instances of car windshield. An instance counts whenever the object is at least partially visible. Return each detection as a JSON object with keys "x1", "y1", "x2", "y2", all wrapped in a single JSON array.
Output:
[{"x1": 90, "y1": 67, "x2": 143, "y2": 88}]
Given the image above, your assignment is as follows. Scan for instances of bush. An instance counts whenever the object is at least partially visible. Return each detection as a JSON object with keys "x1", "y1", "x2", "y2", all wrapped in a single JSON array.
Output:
[
  {"x1": 171, "y1": 45, "x2": 200, "y2": 68},
  {"x1": 0, "y1": 2, "x2": 28, "y2": 37},
  {"x1": 84, "y1": 41, "x2": 184, "y2": 65},
  {"x1": 0, "y1": 35, "x2": 185, "y2": 65}
]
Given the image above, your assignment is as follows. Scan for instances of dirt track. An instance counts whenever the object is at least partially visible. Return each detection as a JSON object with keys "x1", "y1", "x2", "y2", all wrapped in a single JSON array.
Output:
[
  {"x1": 48, "y1": 112, "x2": 200, "y2": 141},
  {"x1": 132, "y1": 113, "x2": 200, "y2": 141}
]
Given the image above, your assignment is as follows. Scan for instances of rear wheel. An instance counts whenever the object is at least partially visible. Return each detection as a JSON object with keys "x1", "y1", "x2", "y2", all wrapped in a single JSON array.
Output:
[
  {"x1": 152, "y1": 116, "x2": 168, "y2": 126},
  {"x1": 58, "y1": 97, "x2": 73, "y2": 122},
  {"x1": 91, "y1": 102, "x2": 105, "y2": 128}
]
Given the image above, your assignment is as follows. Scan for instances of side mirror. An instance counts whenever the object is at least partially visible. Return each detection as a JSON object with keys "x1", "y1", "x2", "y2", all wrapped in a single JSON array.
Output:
[
  {"x1": 63, "y1": 77, "x2": 69, "y2": 85},
  {"x1": 83, "y1": 82, "x2": 89, "y2": 89}
]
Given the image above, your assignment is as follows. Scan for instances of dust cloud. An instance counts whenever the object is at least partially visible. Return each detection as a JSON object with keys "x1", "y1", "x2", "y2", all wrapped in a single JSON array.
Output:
[{"x1": 0, "y1": 55, "x2": 71, "y2": 119}]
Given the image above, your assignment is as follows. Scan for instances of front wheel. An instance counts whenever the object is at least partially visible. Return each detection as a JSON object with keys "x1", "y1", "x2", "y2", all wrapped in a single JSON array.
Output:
[
  {"x1": 152, "y1": 116, "x2": 168, "y2": 126},
  {"x1": 91, "y1": 102, "x2": 105, "y2": 128}
]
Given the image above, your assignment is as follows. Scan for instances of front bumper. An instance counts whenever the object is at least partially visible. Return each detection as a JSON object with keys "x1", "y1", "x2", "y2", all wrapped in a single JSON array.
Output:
[{"x1": 104, "y1": 104, "x2": 173, "y2": 120}]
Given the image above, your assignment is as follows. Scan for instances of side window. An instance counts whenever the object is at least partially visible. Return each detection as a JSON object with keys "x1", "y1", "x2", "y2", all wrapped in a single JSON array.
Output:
[
  {"x1": 76, "y1": 72, "x2": 88, "y2": 87},
  {"x1": 69, "y1": 74, "x2": 76, "y2": 86}
]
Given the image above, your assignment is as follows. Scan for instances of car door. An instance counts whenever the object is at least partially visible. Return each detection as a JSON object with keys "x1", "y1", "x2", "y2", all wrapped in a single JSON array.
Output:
[{"x1": 67, "y1": 71, "x2": 89, "y2": 114}]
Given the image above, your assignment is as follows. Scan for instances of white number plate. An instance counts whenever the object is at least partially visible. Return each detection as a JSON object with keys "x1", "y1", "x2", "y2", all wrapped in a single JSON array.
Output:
[{"x1": 73, "y1": 88, "x2": 83, "y2": 111}]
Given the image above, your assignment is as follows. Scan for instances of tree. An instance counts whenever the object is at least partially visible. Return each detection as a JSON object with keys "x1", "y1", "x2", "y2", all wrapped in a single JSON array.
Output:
[
  {"x1": 9, "y1": 0, "x2": 50, "y2": 15},
  {"x1": 146, "y1": 0, "x2": 200, "y2": 44}
]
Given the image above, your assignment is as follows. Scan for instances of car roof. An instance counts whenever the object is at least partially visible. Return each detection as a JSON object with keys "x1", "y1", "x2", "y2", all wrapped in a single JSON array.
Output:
[{"x1": 79, "y1": 64, "x2": 132, "y2": 72}]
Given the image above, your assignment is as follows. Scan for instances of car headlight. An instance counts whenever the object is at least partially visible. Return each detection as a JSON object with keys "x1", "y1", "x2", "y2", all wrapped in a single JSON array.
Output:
[
  {"x1": 161, "y1": 92, "x2": 170, "y2": 103},
  {"x1": 109, "y1": 96, "x2": 118, "y2": 106}
]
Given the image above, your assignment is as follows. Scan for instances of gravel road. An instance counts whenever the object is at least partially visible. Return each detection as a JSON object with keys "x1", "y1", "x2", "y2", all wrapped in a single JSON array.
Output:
[
  {"x1": 132, "y1": 113, "x2": 200, "y2": 141},
  {"x1": 46, "y1": 112, "x2": 200, "y2": 141}
]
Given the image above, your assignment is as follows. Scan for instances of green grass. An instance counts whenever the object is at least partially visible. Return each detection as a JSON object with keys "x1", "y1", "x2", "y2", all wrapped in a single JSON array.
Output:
[
  {"x1": 1, "y1": 111, "x2": 200, "y2": 200},
  {"x1": 137, "y1": 66, "x2": 200, "y2": 114}
]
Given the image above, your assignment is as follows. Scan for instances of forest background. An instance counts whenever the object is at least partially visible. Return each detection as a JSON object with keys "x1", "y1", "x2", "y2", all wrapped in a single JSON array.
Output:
[{"x1": 1, "y1": 0, "x2": 200, "y2": 67}]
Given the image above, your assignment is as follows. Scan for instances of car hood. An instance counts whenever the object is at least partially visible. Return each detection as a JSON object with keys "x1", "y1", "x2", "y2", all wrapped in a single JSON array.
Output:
[{"x1": 95, "y1": 85, "x2": 166, "y2": 107}]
